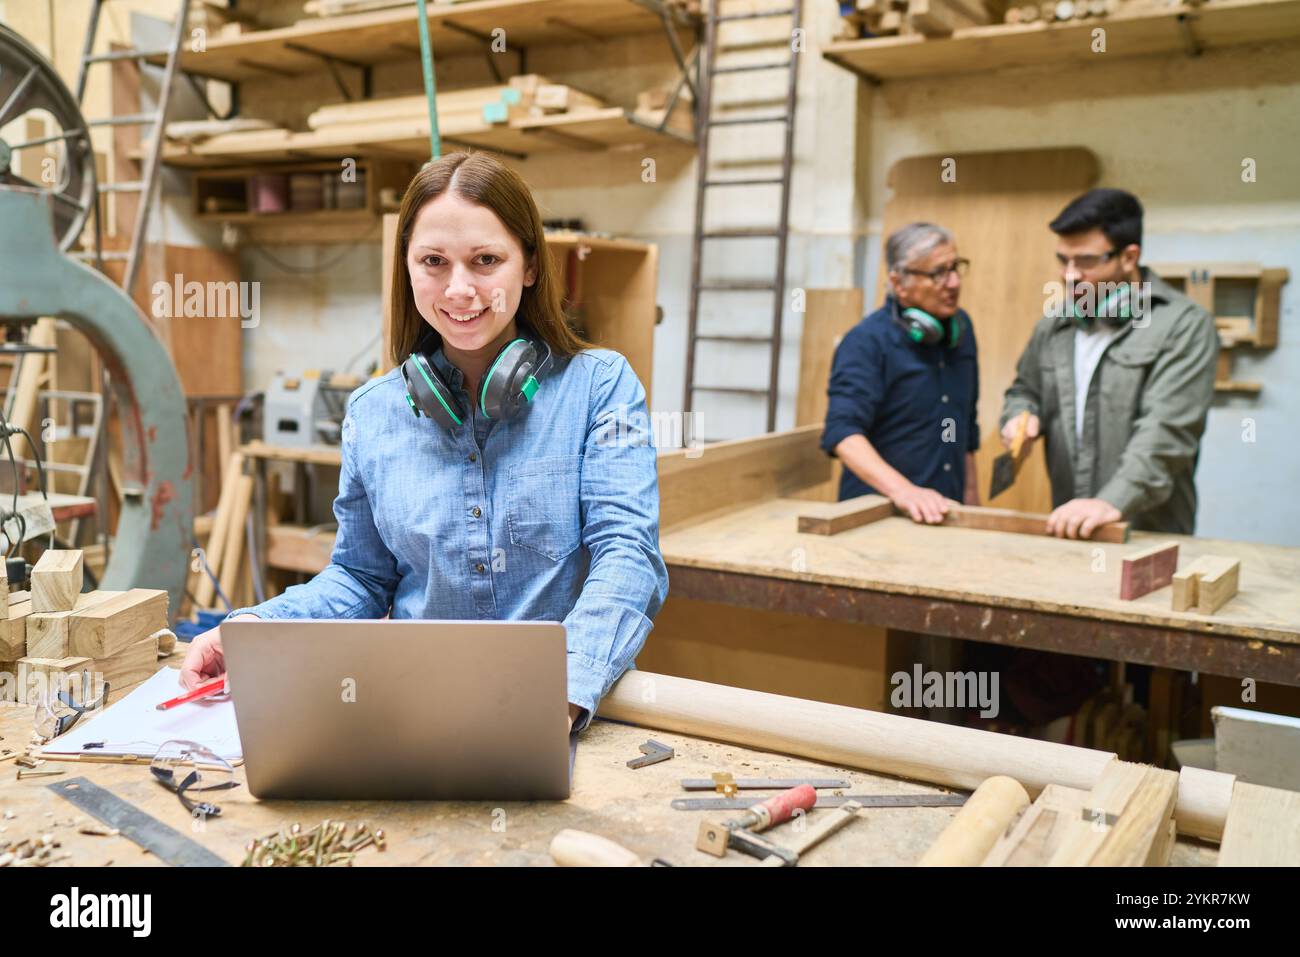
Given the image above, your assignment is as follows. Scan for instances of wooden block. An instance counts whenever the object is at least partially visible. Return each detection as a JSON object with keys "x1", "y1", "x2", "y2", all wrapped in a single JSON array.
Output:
[
  {"x1": 1171, "y1": 555, "x2": 1240, "y2": 614},
  {"x1": 69, "y1": 588, "x2": 169, "y2": 659},
  {"x1": 95, "y1": 633, "x2": 160, "y2": 705},
  {"x1": 0, "y1": 599, "x2": 32, "y2": 659},
  {"x1": 1049, "y1": 760, "x2": 1179, "y2": 866},
  {"x1": 0, "y1": 658, "x2": 17, "y2": 703},
  {"x1": 1090, "y1": 766, "x2": 1179, "y2": 866},
  {"x1": 1212, "y1": 706, "x2": 1300, "y2": 791},
  {"x1": 31, "y1": 549, "x2": 84, "y2": 612},
  {"x1": 26, "y1": 592, "x2": 124, "y2": 659},
  {"x1": 532, "y1": 84, "x2": 603, "y2": 114},
  {"x1": 797, "y1": 495, "x2": 895, "y2": 535},
  {"x1": 942, "y1": 504, "x2": 1129, "y2": 543},
  {"x1": 14, "y1": 656, "x2": 92, "y2": 705},
  {"x1": 1218, "y1": 782, "x2": 1300, "y2": 866},
  {"x1": 1145, "y1": 817, "x2": 1177, "y2": 867},
  {"x1": 982, "y1": 784, "x2": 1088, "y2": 866},
  {"x1": 907, "y1": 0, "x2": 967, "y2": 35},
  {"x1": 1119, "y1": 542, "x2": 1179, "y2": 600}
]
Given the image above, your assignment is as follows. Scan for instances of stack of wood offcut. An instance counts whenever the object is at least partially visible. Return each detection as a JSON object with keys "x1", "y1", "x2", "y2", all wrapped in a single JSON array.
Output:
[
  {"x1": 304, "y1": 0, "x2": 700, "y2": 15},
  {"x1": 304, "y1": 75, "x2": 607, "y2": 137},
  {"x1": 0, "y1": 550, "x2": 172, "y2": 708},
  {"x1": 632, "y1": 84, "x2": 694, "y2": 139},
  {"x1": 837, "y1": 0, "x2": 1003, "y2": 37},
  {"x1": 1003, "y1": 0, "x2": 1122, "y2": 23}
]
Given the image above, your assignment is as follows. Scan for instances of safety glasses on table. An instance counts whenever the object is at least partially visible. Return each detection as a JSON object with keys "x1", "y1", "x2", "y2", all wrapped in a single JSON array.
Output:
[
  {"x1": 33, "y1": 669, "x2": 108, "y2": 741},
  {"x1": 150, "y1": 739, "x2": 239, "y2": 820}
]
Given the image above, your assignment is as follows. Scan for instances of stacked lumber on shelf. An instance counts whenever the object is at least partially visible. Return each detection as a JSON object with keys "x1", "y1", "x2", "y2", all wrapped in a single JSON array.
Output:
[
  {"x1": 0, "y1": 550, "x2": 170, "y2": 706},
  {"x1": 837, "y1": 0, "x2": 1125, "y2": 35},
  {"x1": 306, "y1": 76, "x2": 607, "y2": 134},
  {"x1": 1004, "y1": 0, "x2": 1120, "y2": 21},
  {"x1": 907, "y1": 0, "x2": 990, "y2": 35},
  {"x1": 632, "y1": 84, "x2": 694, "y2": 139},
  {"x1": 839, "y1": 0, "x2": 996, "y2": 37},
  {"x1": 189, "y1": 0, "x2": 258, "y2": 37}
]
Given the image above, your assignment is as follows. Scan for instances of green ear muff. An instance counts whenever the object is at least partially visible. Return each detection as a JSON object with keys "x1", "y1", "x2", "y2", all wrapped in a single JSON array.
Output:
[
  {"x1": 402, "y1": 334, "x2": 553, "y2": 431},
  {"x1": 401, "y1": 351, "x2": 464, "y2": 428},
  {"x1": 480, "y1": 337, "x2": 552, "y2": 419},
  {"x1": 895, "y1": 300, "x2": 961, "y2": 349},
  {"x1": 1071, "y1": 286, "x2": 1134, "y2": 328}
]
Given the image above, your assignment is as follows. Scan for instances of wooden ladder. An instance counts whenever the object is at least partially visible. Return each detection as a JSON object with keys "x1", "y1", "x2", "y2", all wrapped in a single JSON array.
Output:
[
  {"x1": 72, "y1": 0, "x2": 193, "y2": 295},
  {"x1": 682, "y1": 0, "x2": 805, "y2": 437}
]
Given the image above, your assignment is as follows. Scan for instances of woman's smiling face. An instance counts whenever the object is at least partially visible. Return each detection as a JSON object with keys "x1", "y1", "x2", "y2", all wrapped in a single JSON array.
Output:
[{"x1": 406, "y1": 190, "x2": 537, "y2": 358}]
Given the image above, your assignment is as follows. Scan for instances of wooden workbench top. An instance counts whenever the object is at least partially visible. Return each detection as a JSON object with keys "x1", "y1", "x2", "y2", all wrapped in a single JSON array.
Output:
[
  {"x1": 660, "y1": 498, "x2": 1300, "y2": 646},
  {"x1": 0, "y1": 664, "x2": 1220, "y2": 868}
]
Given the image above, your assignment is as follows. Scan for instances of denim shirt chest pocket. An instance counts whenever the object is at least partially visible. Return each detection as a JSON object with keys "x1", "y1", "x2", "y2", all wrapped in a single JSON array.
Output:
[{"x1": 507, "y1": 454, "x2": 583, "y2": 562}]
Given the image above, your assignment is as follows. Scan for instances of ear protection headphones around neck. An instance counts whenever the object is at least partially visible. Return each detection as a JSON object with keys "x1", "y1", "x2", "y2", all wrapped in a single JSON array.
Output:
[
  {"x1": 401, "y1": 332, "x2": 552, "y2": 431},
  {"x1": 1069, "y1": 285, "x2": 1136, "y2": 329},
  {"x1": 891, "y1": 297, "x2": 962, "y2": 349}
]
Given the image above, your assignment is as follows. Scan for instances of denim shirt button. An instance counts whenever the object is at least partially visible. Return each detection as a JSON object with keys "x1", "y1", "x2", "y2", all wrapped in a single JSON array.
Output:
[
  {"x1": 468, "y1": 452, "x2": 477, "y2": 462},
  {"x1": 471, "y1": 506, "x2": 482, "y2": 518},
  {"x1": 475, "y1": 562, "x2": 486, "y2": 573}
]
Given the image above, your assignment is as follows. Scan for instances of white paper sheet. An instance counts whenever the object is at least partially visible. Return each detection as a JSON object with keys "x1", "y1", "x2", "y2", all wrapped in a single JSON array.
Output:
[{"x1": 37, "y1": 667, "x2": 242, "y2": 762}]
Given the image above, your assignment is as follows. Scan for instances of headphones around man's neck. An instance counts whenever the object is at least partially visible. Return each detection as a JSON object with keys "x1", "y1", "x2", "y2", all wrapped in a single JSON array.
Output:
[
  {"x1": 1068, "y1": 284, "x2": 1137, "y2": 330},
  {"x1": 401, "y1": 331, "x2": 552, "y2": 431},
  {"x1": 890, "y1": 297, "x2": 962, "y2": 349}
]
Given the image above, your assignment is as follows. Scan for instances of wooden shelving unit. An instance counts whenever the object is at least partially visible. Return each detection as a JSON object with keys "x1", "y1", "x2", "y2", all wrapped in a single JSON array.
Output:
[
  {"x1": 150, "y1": 0, "x2": 697, "y2": 83},
  {"x1": 1152, "y1": 261, "x2": 1289, "y2": 395},
  {"x1": 189, "y1": 159, "x2": 416, "y2": 244},
  {"x1": 822, "y1": 0, "x2": 1300, "y2": 82}
]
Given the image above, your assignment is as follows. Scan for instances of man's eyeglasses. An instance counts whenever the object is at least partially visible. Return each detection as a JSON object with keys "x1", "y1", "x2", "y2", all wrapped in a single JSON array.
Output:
[
  {"x1": 902, "y1": 258, "x2": 970, "y2": 283},
  {"x1": 1056, "y1": 249, "x2": 1118, "y2": 270}
]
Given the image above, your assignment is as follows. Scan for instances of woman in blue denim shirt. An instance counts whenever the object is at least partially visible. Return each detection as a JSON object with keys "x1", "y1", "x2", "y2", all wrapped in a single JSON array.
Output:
[{"x1": 181, "y1": 152, "x2": 669, "y2": 733}]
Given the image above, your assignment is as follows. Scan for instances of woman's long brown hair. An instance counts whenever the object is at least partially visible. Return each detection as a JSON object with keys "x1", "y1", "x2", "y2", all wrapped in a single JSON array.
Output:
[{"x1": 388, "y1": 151, "x2": 590, "y2": 367}]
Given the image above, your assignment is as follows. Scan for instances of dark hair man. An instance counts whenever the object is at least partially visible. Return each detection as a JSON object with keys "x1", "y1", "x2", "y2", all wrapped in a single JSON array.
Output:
[{"x1": 1000, "y1": 189, "x2": 1218, "y2": 537}]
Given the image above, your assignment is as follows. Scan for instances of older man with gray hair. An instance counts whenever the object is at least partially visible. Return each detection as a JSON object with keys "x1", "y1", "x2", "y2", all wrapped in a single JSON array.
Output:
[{"x1": 821, "y1": 222, "x2": 980, "y2": 520}]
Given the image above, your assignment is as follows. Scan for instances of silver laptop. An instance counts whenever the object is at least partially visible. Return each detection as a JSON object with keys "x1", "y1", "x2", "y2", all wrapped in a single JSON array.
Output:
[{"x1": 221, "y1": 619, "x2": 571, "y2": 801}]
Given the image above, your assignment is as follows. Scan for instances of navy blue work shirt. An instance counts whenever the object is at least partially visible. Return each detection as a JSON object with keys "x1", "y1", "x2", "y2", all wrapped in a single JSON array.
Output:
[{"x1": 820, "y1": 298, "x2": 980, "y2": 502}]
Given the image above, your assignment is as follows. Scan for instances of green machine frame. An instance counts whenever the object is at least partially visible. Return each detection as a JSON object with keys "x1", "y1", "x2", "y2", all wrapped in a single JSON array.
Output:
[{"x1": 0, "y1": 188, "x2": 194, "y2": 619}]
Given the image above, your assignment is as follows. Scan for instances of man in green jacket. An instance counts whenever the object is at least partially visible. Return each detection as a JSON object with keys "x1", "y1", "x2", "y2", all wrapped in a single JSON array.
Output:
[{"x1": 1000, "y1": 189, "x2": 1218, "y2": 537}]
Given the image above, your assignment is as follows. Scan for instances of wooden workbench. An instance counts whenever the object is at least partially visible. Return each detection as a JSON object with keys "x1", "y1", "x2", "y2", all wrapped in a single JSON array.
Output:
[
  {"x1": 656, "y1": 427, "x2": 1300, "y2": 689},
  {"x1": 0, "y1": 655, "x2": 1218, "y2": 868}
]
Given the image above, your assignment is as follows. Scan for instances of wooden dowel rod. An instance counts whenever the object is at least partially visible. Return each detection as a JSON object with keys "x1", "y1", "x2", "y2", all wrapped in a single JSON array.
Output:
[
  {"x1": 919, "y1": 775, "x2": 1030, "y2": 866},
  {"x1": 601, "y1": 672, "x2": 1233, "y2": 842}
]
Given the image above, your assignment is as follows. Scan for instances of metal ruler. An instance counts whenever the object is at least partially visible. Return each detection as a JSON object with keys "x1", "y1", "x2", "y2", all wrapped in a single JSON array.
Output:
[
  {"x1": 672, "y1": 793, "x2": 967, "y2": 811},
  {"x1": 49, "y1": 777, "x2": 230, "y2": 867},
  {"x1": 680, "y1": 778, "x2": 849, "y2": 791}
]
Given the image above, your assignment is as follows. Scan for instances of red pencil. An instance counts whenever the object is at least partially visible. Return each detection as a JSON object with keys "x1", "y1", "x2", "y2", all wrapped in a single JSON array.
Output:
[{"x1": 156, "y1": 676, "x2": 228, "y2": 711}]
